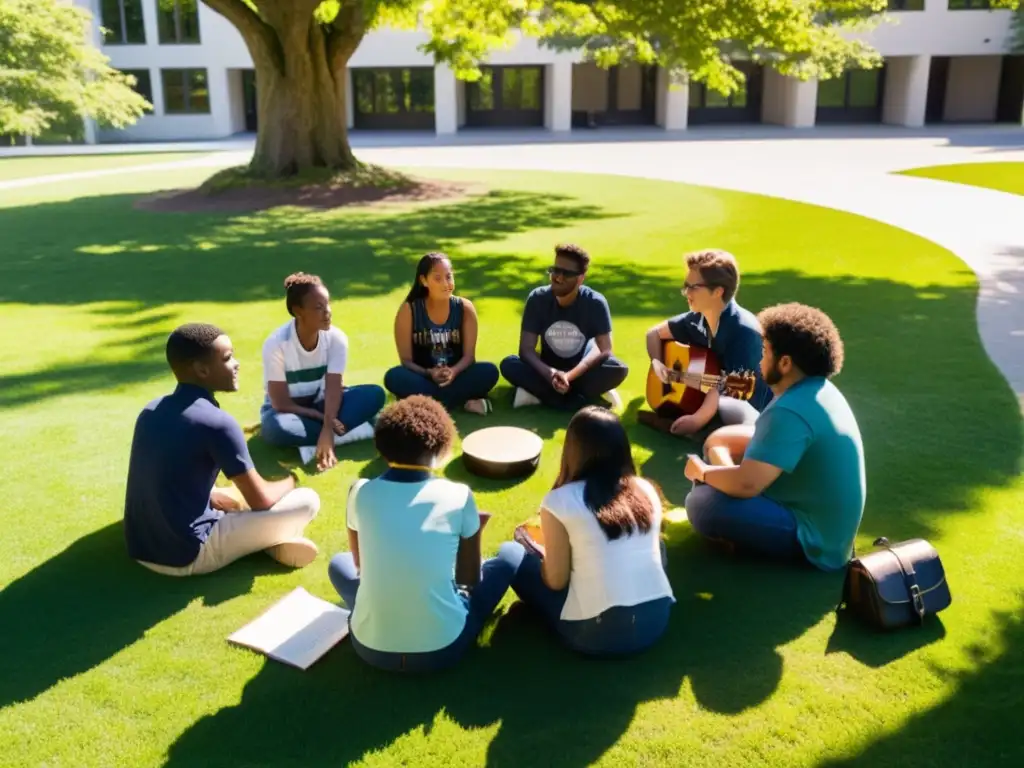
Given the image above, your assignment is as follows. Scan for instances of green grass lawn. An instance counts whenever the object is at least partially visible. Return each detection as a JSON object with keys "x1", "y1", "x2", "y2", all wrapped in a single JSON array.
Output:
[
  {"x1": 896, "y1": 161, "x2": 1024, "y2": 197},
  {"x1": 0, "y1": 151, "x2": 214, "y2": 182},
  {"x1": 1, "y1": 158, "x2": 1022, "y2": 768}
]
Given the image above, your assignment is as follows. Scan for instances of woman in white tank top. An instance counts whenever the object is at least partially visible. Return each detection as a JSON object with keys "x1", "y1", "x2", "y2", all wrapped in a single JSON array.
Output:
[{"x1": 507, "y1": 406, "x2": 675, "y2": 656}]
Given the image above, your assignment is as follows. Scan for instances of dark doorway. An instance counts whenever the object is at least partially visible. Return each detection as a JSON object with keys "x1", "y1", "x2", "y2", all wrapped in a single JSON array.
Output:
[
  {"x1": 571, "y1": 64, "x2": 657, "y2": 128},
  {"x1": 351, "y1": 68, "x2": 435, "y2": 130},
  {"x1": 465, "y1": 66, "x2": 544, "y2": 128},
  {"x1": 925, "y1": 57, "x2": 950, "y2": 124},
  {"x1": 996, "y1": 55, "x2": 1024, "y2": 124},
  {"x1": 242, "y1": 69, "x2": 257, "y2": 132},
  {"x1": 687, "y1": 62, "x2": 764, "y2": 125},
  {"x1": 816, "y1": 65, "x2": 887, "y2": 124}
]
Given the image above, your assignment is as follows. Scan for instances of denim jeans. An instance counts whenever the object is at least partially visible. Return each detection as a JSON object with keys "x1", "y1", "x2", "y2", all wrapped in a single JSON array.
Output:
[
  {"x1": 684, "y1": 483, "x2": 806, "y2": 562},
  {"x1": 327, "y1": 542, "x2": 522, "y2": 673},
  {"x1": 383, "y1": 362, "x2": 499, "y2": 410},
  {"x1": 499, "y1": 339, "x2": 629, "y2": 411},
  {"x1": 259, "y1": 384, "x2": 386, "y2": 447},
  {"x1": 508, "y1": 542, "x2": 672, "y2": 657}
]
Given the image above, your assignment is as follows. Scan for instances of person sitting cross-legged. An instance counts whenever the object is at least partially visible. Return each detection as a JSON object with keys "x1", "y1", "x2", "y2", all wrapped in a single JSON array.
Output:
[
  {"x1": 327, "y1": 395, "x2": 522, "y2": 673},
  {"x1": 682, "y1": 303, "x2": 866, "y2": 572},
  {"x1": 260, "y1": 272, "x2": 387, "y2": 472},
  {"x1": 124, "y1": 323, "x2": 321, "y2": 577},
  {"x1": 383, "y1": 251, "x2": 500, "y2": 415},
  {"x1": 505, "y1": 406, "x2": 675, "y2": 656},
  {"x1": 500, "y1": 243, "x2": 628, "y2": 411}
]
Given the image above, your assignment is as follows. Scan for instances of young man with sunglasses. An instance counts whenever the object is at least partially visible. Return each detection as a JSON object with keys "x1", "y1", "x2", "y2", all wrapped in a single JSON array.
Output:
[
  {"x1": 500, "y1": 244, "x2": 628, "y2": 411},
  {"x1": 639, "y1": 249, "x2": 772, "y2": 441}
]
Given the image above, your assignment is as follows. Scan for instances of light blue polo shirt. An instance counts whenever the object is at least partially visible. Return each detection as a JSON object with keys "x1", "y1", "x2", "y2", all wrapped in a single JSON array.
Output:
[
  {"x1": 346, "y1": 474, "x2": 480, "y2": 653},
  {"x1": 745, "y1": 377, "x2": 866, "y2": 571}
]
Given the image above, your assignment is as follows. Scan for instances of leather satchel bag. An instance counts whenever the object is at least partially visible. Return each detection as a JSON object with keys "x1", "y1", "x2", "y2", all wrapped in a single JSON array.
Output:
[{"x1": 839, "y1": 537, "x2": 951, "y2": 630}]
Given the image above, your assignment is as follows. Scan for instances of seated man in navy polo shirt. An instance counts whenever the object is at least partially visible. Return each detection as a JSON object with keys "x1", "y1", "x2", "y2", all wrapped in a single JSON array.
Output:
[
  {"x1": 500, "y1": 243, "x2": 628, "y2": 411},
  {"x1": 639, "y1": 249, "x2": 772, "y2": 443},
  {"x1": 123, "y1": 323, "x2": 321, "y2": 577}
]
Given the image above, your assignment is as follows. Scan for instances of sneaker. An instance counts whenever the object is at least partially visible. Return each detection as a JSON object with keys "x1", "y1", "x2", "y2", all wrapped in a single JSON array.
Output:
[
  {"x1": 603, "y1": 388, "x2": 623, "y2": 411},
  {"x1": 513, "y1": 387, "x2": 541, "y2": 408},
  {"x1": 334, "y1": 421, "x2": 375, "y2": 445},
  {"x1": 265, "y1": 537, "x2": 319, "y2": 568},
  {"x1": 464, "y1": 398, "x2": 493, "y2": 415}
]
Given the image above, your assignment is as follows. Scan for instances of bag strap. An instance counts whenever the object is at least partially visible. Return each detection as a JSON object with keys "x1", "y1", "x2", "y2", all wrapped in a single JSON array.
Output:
[{"x1": 873, "y1": 537, "x2": 926, "y2": 623}]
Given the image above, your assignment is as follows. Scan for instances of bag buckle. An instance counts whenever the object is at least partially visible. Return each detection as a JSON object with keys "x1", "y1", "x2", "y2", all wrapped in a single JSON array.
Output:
[{"x1": 910, "y1": 584, "x2": 926, "y2": 620}]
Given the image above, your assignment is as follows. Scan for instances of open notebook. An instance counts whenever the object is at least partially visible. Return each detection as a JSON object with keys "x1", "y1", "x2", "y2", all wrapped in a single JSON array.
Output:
[{"x1": 228, "y1": 587, "x2": 350, "y2": 670}]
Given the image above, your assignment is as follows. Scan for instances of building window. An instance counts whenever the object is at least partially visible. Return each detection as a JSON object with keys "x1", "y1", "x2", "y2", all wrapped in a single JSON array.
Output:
[
  {"x1": 123, "y1": 69, "x2": 154, "y2": 111},
  {"x1": 352, "y1": 68, "x2": 435, "y2": 129},
  {"x1": 818, "y1": 69, "x2": 882, "y2": 109},
  {"x1": 158, "y1": 0, "x2": 201, "y2": 44},
  {"x1": 161, "y1": 69, "x2": 210, "y2": 114},
  {"x1": 888, "y1": 0, "x2": 925, "y2": 9},
  {"x1": 689, "y1": 81, "x2": 748, "y2": 109},
  {"x1": 947, "y1": 0, "x2": 992, "y2": 8},
  {"x1": 100, "y1": 0, "x2": 146, "y2": 44}
]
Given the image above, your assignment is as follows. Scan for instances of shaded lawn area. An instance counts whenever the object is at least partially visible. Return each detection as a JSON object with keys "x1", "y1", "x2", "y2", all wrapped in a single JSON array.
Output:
[
  {"x1": 0, "y1": 151, "x2": 215, "y2": 182},
  {"x1": 0, "y1": 161, "x2": 1022, "y2": 768},
  {"x1": 896, "y1": 161, "x2": 1024, "y2": 197}
]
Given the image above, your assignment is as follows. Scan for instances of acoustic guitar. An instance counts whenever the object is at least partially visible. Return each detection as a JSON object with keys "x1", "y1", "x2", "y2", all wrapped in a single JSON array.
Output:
[{"x1": 645, "y1": 340, "x2": 756, "y2": 419}]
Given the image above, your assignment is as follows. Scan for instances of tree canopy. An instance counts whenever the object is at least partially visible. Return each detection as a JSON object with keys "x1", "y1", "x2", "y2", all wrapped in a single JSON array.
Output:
[{"x1": 0, "y1": 0, "x2": 150, "y2": 140}]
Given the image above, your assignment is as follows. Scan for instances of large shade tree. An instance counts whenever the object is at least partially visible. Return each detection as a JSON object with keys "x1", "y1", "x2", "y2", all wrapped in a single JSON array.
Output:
[
  {"x1": 0, "y1": 0, "x2": 149, "y2": 142},
  {"x1": 205, "y1": 0, "x2": 1021, "y2": 179}
]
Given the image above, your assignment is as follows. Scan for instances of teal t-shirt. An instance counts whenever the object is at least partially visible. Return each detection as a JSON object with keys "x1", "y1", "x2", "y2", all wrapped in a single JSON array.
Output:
[
  {"x1": 744, "y1": 377, "x2": 866, "y2": 571},
  {"x1": 346, "y1": 475, "x2": 480, "y2": 653}
]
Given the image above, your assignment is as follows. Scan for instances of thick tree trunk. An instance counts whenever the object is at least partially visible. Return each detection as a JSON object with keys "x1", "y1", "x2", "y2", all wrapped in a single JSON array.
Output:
[{"x1": 249, "y1": 25, "x2": 357, "y2": 177}]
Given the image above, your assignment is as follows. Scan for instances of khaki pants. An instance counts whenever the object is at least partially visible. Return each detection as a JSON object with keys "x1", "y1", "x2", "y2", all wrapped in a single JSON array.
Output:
[{"x1": 138, "y1": 488, "x2": 321, "y2": 576}]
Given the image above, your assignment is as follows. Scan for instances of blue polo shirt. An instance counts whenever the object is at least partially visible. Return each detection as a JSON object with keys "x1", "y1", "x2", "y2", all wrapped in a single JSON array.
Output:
[
  {"x1": 123, "y1": 383, "x2": 254, "y2": 567},
  {"x1": 666, "y1": 300, "x2": 772, "y2": 411}
]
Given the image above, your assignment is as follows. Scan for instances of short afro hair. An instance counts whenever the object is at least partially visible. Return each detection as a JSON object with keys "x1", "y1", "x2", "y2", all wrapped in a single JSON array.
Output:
[
  {"x1": 284, "y1": 272, "x2": 324, "y2": 316},
  {"x1": 686, "y1": 249, "x2": 739, "y2": 303},
  {"x1": 374, "y1": 395, "x2": 456, "y2": 465},
  {"x1": 758, "y1": 303, "x2": 844, "y2": 379},
  {"x1": 166, "y1": 323, "x2": 224, "y2": 372},
  {"x1": 554, "y1": 243, "x2": 590, "y2": 273}
]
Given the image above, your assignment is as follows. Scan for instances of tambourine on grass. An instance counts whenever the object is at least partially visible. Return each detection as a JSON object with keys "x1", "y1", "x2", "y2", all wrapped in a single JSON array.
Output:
[{"x1": 461, "y1": 425, "x2": 543, "y2": 480}]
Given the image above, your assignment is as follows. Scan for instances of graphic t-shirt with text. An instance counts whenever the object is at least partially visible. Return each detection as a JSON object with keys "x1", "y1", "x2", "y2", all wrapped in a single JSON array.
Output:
[{"x1": 520, "y1": 285, "x2": 613, "y2": 370}]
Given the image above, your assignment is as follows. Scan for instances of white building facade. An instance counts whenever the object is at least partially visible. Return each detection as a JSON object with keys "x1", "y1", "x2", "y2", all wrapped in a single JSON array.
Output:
[{"x1": 78, "y1": 0, "x2": 1023, "y2": 143}]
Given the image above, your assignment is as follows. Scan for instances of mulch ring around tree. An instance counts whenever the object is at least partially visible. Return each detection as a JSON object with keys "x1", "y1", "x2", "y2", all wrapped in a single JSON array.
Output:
[{"x1": 134, "y1": 167, "x2": 486, "y2": 214}]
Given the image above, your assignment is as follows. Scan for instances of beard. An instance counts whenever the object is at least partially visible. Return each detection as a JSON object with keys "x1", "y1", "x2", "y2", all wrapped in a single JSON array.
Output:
[{"x1": 763, "y1": 360, "x2": 783, "y2": 386}]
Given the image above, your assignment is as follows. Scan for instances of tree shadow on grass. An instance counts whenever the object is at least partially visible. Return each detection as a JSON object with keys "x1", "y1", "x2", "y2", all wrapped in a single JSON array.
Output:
[{"x1": 0, "y1": 522, "x2": 282, "y2": 710}]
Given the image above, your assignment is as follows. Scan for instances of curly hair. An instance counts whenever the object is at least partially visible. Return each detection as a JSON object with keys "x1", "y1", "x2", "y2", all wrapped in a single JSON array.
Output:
[
  {"x1": 685, "y1": 249, "x2": 739, "y2": 303},
  {"x1": 554, "y1": 243, "x2": 590, "y2": 273},
  {"x1": 758, "y1": 302, "x2": 844, "y2": 379},
  {"x1": 283, "y1": 272, "x2": 324, "y2": 316},
  {"x1": 166, "y1": 322, "x2": 223, "y2": 372},
  {"x1": 374, "y1": 395, "x2": 456, "y2": 465}
]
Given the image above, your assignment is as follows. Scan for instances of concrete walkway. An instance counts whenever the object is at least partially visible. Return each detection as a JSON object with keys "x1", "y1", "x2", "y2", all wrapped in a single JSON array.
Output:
[{"x1": 3, "y1": 126, "x2": 1023, "y2": 401}]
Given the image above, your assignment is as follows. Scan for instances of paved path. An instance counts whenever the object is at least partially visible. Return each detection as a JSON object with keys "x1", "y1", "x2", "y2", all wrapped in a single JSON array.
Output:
[{"x1": 3, "y1": 127, "x2": 1023, "y2": 401}]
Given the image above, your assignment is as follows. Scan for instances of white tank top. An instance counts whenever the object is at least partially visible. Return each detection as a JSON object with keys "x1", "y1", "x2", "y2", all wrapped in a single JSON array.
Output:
[{"x1": 542, "y1": 477, "x2": 675, "y2": 621}]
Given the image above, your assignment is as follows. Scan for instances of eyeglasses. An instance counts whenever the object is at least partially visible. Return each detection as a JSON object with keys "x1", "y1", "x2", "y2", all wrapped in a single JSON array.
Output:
[
  {"x1": 681, "y1": 281, "x2": 710, "y2": 294},
  {"x1": 548, "y1": 266, "x2": 583, "y2": 279}
]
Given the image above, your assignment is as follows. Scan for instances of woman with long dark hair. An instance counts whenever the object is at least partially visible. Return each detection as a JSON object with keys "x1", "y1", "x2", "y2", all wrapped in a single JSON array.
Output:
[
  {"x1": 383, "y1": 252, "x2": 499, "y2": 415},
  {"x1": 507, "y1": 406, "x2": 675, "y2": 656}
]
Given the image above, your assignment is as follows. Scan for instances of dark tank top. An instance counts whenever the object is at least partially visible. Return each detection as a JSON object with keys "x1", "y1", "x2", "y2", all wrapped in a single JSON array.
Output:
[{"x1": 411, "y1": 297, "x2": 464, "y2": 369}]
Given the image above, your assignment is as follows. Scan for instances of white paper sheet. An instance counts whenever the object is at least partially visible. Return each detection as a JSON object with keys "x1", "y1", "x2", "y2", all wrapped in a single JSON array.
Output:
[{"x1": 228, "y1": 587, "x2": 350, "y2": 670}]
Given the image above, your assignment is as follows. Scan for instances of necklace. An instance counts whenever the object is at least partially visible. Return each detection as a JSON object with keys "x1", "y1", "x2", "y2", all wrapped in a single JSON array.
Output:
[{"x1": 387, "y1": 462, "x2": 434, "y2": 472}]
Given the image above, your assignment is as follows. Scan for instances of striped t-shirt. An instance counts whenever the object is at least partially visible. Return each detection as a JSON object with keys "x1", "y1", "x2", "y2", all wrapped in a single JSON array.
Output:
[{"x1": 262, "y1": 320, "x2": 348, "y2": 405}]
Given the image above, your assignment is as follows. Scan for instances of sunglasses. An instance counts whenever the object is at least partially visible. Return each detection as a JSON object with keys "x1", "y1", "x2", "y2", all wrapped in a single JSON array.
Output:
[
  {"x1": 681, "y1": 281, "x2": 711, "y2": 294},
  {"x1": 548, "y1": 266, "x2": 583, "y2": 279}
]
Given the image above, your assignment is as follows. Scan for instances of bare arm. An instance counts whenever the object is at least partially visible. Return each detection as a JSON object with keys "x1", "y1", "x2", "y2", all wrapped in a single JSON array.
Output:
[
  {"x1": 395, "y1": 303, "x2": 430, "y2": 376},
  {"x1": 347, "y1": 528, "x2": 361, "y2": 570},
  {"x1": 321, "y1": 373, "x2": 343, "y2": 429},
  {"x1": 647, "y1": 321, "x2": 673, "y2": 360},
  {"x1": 455, "y1": 530, "x2": 482, "y2": 587},
  {"x1": 519, "y1": 331, "x2": 552, "y2": 379},
  {"x1": 689, "y1": 456, "x2": 783, "y2": 499},
  {"x1": 228, "y1": 468, "x2": 296, "y2": 511},
  {"x1": 267, "y1": 380, "x2": 324, "y2": 422},
  {"x1": 449, "y1": 299, "x2": 478, "y2": 377},
  {"x1": 567, "y1": 332, "x2": 612, "y2": 382},
  {"x1": 538, "y1": 508, "x2": 571, "y2": 591},
  {"x1": 688, "y1": 387, "x2": 719, "y2": 430}
]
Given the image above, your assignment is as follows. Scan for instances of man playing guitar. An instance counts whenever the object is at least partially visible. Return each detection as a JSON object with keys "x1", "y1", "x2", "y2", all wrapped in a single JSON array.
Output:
[{"x1": 639, "y1": 249, "x2": 772, "y2": 441}]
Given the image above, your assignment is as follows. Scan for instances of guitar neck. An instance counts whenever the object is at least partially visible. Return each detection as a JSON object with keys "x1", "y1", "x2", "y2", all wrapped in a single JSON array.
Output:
[{"x1": 669, "y1": 370, "x2": 722, "y2": 388}]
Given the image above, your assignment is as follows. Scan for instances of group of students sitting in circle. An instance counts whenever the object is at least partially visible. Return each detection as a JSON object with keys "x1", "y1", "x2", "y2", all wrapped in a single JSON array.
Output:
[{"x1": 123, "y1": 242, "x2": 865, "y2": 670}]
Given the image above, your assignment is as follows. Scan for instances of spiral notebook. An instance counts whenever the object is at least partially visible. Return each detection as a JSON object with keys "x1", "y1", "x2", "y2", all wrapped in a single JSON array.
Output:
[{"x1": 228, "y1": 587, "x2": 350, "y2": 670}]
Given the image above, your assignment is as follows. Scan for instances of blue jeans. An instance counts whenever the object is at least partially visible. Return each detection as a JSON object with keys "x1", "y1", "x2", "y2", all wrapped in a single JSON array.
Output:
[
  {"x1": 327, "y1": 542, "x2": 522, "y2": 673},
  {"x1": 384, "y1": 362, "x2": 499, "y2": 410},
  {"x1": 259, "y1": 384, "x2": 386, "y2": 447},
  {"x1": 499, "y1": 340, "x2": 629, "y2": 411},
  {"x1": 509, "y1": 542, "x2": 672, "y2": 657},
  {"x1": 684, "y1": 483, "x2": 806, "y2": 562}
]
